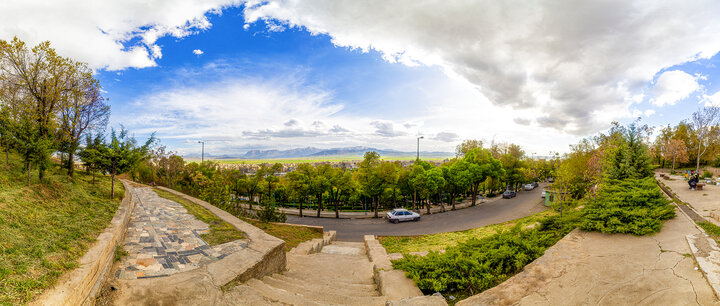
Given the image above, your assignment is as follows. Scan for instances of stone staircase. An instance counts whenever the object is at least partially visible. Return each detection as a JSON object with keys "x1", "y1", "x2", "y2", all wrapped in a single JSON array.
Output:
[{"x1": 223, "y1": 241, "x2": 388, "y2": 305}]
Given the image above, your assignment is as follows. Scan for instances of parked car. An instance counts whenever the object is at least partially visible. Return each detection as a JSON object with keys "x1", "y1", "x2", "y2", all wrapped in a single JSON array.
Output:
[
  {"x1": 541, "y1": 189, "x2": 546, "y2": 198},
  {"x1": 548, "y1": 177, "x2": 554, "y2": 183},
  {"x1": 523, "y1": 183, "x2": 534, "y2": 191},
  {"x1": 532, "y1": 181, "x2": 539, "y2": 188},
  {"x1": 386, "y1": 208, "x2": 421, "y2": 224},
  {"x1": 502, "y1": 190, "x2": 517, "y2": 199}
]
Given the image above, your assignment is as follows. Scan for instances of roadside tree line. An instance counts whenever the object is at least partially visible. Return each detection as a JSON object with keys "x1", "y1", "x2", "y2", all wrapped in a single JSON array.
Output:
[{"x1": 132, "y1": 140, "x2": 558, "y2": 219}]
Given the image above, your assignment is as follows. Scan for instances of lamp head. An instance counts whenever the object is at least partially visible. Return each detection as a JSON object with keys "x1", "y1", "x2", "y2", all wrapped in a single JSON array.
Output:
[{"x1": 418, "y1": 136, "x2": 424, "y2": 139}]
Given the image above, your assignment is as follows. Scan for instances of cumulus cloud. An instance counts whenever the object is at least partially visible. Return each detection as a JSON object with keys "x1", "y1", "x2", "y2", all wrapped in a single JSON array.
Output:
[
  {"x1": 370, "y1": 121, "x2": 407, "y2": 137},
  {"x1": 0, "y1": 0, "x2": 240, "y2": 70},
  {"x1": 329, "y1": 124, "x2": 350, "y2": 133},
  {"x1": 284, "y1": 119, "x2": 299, "y2": 126},
  {"x1": 193, "y1": 49, "x2": 205, "y2": 55},
  {"x1": 650, "y1": 70, "x2": 700, "y2": 106},
  {"x1": 243, "y1": 0, "x2": 720, "y2": 135},
  {"x1": 433, "y1": 132, "x2": 459, "y2": 142},
  {"x1": 703, "y1": 90, "x2": 720, "y2": 107}
]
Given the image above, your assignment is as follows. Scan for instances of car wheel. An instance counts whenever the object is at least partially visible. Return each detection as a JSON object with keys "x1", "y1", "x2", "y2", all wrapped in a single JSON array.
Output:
[
  {"x1": 393, "y1": 219, "x2": 399, "y2": 224},
  {"x1": 414, "y1": 217, "x2": 420, "y2": 221}
]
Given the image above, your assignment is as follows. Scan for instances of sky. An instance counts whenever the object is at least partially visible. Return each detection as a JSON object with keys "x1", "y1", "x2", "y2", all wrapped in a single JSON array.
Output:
[{"x1": 2, "y1": 1, "x2": 720, "y2": 157}]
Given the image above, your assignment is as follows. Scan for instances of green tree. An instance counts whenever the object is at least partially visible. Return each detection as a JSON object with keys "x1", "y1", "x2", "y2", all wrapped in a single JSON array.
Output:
[
  {"x1": 465, "y1": 148, "x2": 504, "y2": 206},
  {"x1": 442, "y1": 159, "x2": 472, "y2": 210},
  {"x1": 97, "y1": 127, "x2": 155, "y2": 198}
]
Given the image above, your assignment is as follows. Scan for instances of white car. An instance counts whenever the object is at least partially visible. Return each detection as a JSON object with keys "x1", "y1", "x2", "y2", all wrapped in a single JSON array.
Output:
[
  {"x1": 541, "y1": 189, "x2": 546, "y2": 198},
  {"x1": 386, "y1": 208, "x2": 420, "y2": 224},
  {"x1": 523, "y1": 183, "x2": 534, "y2": 191}
]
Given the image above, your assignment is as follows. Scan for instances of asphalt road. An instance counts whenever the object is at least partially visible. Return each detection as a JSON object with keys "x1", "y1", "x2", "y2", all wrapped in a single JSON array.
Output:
[{"x1": 286, "y1": 184, "x2": 548, "y2": 241}]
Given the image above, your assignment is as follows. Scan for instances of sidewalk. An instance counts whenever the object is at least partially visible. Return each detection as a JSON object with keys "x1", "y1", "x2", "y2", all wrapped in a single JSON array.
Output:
[
  {"x1": 241, "y1": 195, "x2": 502, "y2": 219},
  {"x1": 458, "y1": 205, "x2": 717, "y2": 305},
  {"x1": 658, "y1": 173, "x2": 720, "y2": 226}
]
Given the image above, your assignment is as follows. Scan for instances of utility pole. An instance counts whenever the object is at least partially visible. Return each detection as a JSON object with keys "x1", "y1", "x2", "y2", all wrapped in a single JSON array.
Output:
[
  {"x1": 416, "y1": 136, "x2": 424, "y2": 161},
  {"x1": 198, "y1": 140, "x2": 205, "y2": 163}
]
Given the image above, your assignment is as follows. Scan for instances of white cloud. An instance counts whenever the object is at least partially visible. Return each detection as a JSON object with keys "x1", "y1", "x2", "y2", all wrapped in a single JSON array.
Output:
[
  {"x1": 0, "y1": 0, "x2": 240, "y2": 70},
  {"x1": 433, "y1": 132, "x2": 459, "y2": 142},
  {"x1": 243, "y1": 0, "x2": 720, "y2": 135},
  {"x1": 650, "y1": 70, "x2": 700, "y2": 106},
  {"x1": 703, "y1": 91, "x2": 720, "y2": 107},
  {"x1": 193, "y1": 49, "x2": 205, "y2": 55}
]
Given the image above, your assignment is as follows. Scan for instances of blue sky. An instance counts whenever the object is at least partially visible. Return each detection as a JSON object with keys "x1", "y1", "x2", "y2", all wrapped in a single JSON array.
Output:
[{"x1": 3, "y1": 1, "x2": 720, "y2": 157}]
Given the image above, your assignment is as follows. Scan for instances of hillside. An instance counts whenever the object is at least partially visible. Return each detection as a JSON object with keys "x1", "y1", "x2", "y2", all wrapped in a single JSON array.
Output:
[{"x1": 0, "y1": 153, "x2": 123, "y2": 305}]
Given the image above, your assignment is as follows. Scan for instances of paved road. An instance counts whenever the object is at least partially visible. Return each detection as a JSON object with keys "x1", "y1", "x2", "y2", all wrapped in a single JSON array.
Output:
[{"x1": 287, "y1": 185, "x2": 548, "y2": 241}]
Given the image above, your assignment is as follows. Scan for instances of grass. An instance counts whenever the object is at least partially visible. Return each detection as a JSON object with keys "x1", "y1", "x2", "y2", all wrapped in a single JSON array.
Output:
[
  {"x1": 152, "y1": 188, "x2": 245, "y2": 246},
  {"x1": 0, "y1": 153, "x2": 124, "y2": 305},
  {"x1": 239, "y1": 217, "x2": 323, "y2": 251},
  {"x1": 697, "y1": 221, "x2": 720, "y2": 243},
  {"x1": 379, "y1": 210, "x2": 554, "y2": 254}
]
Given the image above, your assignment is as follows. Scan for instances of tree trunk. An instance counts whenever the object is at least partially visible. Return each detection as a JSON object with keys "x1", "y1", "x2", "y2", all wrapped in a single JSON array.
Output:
[
  {"x1": 4, "y1": 141, "x2": 8, "y2": 165},
  {"x1": 413, "y1": 190, "x2": 417, "y2": 210},
  {"x1": 335, "y1": 199, "x2": 339, "y2": 219},
  {"x1": 26, "y1": 161, "x2": 31, "y2": 186},
  {"x1": 374, "y1": 196, "x2": 379, "y2": 218},
  {"x1": 316, "y1": 194, "x2": 323, "y2": 218},
  {"x1": 451, "y1": 194, "x2": 456, "y2": 210},
  {"x1": 439, "y1": 191, "x2": 445, "y2": 212},
  {"x1": 697, "y1": 142, "x2": 702, "y2": 172},
  {"x1": 67, "y1": 152, "x2": 75, "y2": 176},
  {"x1": 672, "y1": 155, "x2": 677, "y2": 172},
  {"x1": 38, "y1": 160, "x2": 45, "y2": 182},
  {"x1": 471, "y1": 183, "x2": 478, "y2": 206},
  {"x1": 299, "y1": 197, "x2": 303, "y2": 217}
]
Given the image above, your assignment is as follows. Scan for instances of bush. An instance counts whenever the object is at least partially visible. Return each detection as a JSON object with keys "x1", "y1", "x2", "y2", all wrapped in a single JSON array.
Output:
[
  {"x1": 703, "y1": 170, "x2": 713, "y2": 178},
  {"x1": 392, "y1": 211, "x2": 579, "y2": 297},
  {"x1": 581, "y1": 177, "x2": 675, "y2": 235},
  {"x1": 256, "y1": 201, "x2": 287, "y2": 223}
]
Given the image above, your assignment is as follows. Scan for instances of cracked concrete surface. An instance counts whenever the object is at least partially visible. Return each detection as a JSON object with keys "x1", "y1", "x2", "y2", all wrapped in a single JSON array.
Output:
[{"x1": 457, "y1": 207, "x2": 717, "y2": 305}]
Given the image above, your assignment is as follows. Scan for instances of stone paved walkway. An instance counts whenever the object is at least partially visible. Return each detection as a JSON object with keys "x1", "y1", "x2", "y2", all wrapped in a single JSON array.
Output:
[{"x1": 116, "y1": 187, "x2": 248, "y2": 280}]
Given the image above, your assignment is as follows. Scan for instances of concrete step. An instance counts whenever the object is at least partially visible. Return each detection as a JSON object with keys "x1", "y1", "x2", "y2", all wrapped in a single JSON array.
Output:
[
  {"x1": 273, "y1": 273, "x2": 378, "y2": 293},
  {"x1": 320, "y1": 242, "x2": 366, "y2": 255},
  {"x1": 263, "y1": 274, "x2": 380, "y2": 297},
  {"x1": 282, "y1": 269, "x2": 376, "y2": 286},
  {"x1": 284, "y1": 262, "x2": 374, "y2": 284},
  {"x1": 246, "y1": 278, "x2": 321, "y2": 306},
  {"x1": 258, "y1": 276, "x2": 387, "y2": 306},
  {"x1": 221, "y1": 284, "x2": 286, "y2": 306}
]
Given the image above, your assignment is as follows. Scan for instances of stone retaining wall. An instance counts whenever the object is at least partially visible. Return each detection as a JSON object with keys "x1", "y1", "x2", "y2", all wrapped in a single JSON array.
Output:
[
  {"x1": 31, "y1": 180, "x2": 136, "y2": 306},
  {"x1": 363, "y1": 235, "x2": 446, "y2": 305}
]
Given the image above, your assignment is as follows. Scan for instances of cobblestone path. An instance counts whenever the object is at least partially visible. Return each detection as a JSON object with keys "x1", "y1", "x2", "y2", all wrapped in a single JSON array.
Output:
[{"x1": 116, "y1": 187, "x2": 248, "y2": 280}]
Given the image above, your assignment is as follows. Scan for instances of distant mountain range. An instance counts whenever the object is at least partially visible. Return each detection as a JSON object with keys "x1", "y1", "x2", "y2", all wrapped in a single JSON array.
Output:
[{"x1": 184, "y1": 146, "x2": 454, "y2": 160}]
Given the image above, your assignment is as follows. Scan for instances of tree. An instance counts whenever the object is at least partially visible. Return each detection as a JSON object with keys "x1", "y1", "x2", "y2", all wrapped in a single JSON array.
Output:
[
  {"x1": 409, "y1": 164, "x2": 427, "y2": 211},
  {"x1": 328, "y1": 167, "x2": 355, "y2": 218},
  {"x1": 662, "y1": 138, "x2": 688, "y2": 172},
  {"x1": 442, "y1": 159, "x2": 472, "y2": 210},
  {"x1": 58, "y1": 65, "x2": 110, "y2": 176},
  {"x1": 286, "y1": 164, "x2": 313, "y2": 217},
  {"x1": 690, "y1": 107, "x2": 720, "y2": 172},
  {"x1": 425, "y1": 167, "x2": 446, "y2": 213},
  {"x1": 311, "y1": 164, "x2": 332, "y2": 217},
  {"x1": 78, "y1": 131, "x2": 105, "y2": 184},
  {"x1": 97, "y1": 127, "x2": 155, "y2": 198},
  {"x1": 465, "y1": 148, "x2": 504, "y2": 206},
  {"x1": 357, "y1": 151, "x2": 395, "y2": 218},
  {"x1": 0, "y1": 38, "x2": 75, "y2": 181},
  {"x1": 455, "y1": 139, "x2": 483, "y2": 157}
]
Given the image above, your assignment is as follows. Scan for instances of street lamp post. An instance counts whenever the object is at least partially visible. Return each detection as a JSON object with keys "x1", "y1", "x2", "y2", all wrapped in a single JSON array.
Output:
[
  {"x1": 198, "y1": 140, "x2": 205, "y2": 163},
  {"x1": 416, "y1": 136, "x2": 424, "y2": 161}
]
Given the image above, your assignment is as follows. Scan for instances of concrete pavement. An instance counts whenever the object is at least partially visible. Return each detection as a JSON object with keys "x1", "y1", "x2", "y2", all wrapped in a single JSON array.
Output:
[{"x1": 459, "y1": 206, "x2": 717, "y2": 305}]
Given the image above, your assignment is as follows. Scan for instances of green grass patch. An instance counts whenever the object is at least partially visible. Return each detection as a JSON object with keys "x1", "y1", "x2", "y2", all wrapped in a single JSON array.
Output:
[
  {"x1": 114, "y1": 246, "x2": 129, "y2": 263},
  {"x1": 0, "y1": 153, "x2": 123, "y2": 305},
  {"x1": 379, "y1": 210, "x2": 554, "y2": 254},
  {"x1": 152, "y1": 188, "x2": 245, "y2": 246},
  {"x1": 239, "y1": 217, "x2": 323, "y2": 251},
  {"x1": 697, "y1": 221, "x2": 720, "y2": 243}
]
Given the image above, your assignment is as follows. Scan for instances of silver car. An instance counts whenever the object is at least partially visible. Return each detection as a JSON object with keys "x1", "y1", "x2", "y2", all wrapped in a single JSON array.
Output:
[{"x1": 386, "y1": 209, "x2": 420, "y2": 224}]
